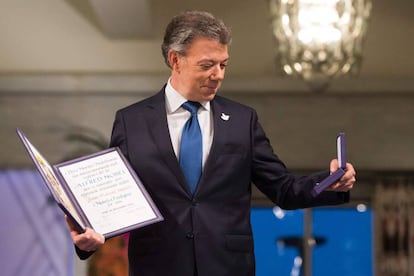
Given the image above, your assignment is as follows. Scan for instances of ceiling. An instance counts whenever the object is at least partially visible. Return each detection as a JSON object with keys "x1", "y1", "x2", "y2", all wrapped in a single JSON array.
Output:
[
  {"x1": 0, "y1": 0, "x2": 413, "y2": 92},
  {"x1": 64, "y1": 0, "x2": 153, "y2": 39},
  {"x1": 63, "y1": 0, "x2": 414, "y2": 77}
]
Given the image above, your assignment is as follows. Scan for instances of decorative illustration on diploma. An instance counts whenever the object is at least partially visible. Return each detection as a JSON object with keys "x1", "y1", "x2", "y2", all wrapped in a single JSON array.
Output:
[{"x1": 17, "y1": 128, "x2": 163, "y2": 238}]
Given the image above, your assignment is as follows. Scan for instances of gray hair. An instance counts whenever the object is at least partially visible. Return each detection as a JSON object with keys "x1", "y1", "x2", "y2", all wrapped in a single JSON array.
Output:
[{"x1": 161, "y1": 11, "x2": 232, "y2": 68}]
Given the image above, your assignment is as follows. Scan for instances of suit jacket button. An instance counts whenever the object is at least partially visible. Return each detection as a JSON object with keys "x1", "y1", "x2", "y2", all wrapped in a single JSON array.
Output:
[{"x1": 186, "y1": 232, "x2": 194, "y2": 239}]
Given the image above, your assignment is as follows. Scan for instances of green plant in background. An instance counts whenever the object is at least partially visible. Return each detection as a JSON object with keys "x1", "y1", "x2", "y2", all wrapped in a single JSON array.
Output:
[{"x1": 63, "y1": 125, "x2": 109, "y2": 159}]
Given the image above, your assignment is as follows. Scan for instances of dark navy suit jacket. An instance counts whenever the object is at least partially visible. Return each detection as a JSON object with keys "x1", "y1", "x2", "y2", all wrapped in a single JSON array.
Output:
[{"x1": 81, "y1": 87, "x2": 349, "y2": 276}]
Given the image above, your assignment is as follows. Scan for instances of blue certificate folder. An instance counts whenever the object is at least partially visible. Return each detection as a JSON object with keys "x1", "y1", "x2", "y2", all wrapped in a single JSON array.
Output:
[
  {"x1": 16, "y1": 128, "x2": 163, "y2": 239},
  {"x1": 311, "y1": 133, "x2": 346, "y2": 197}
]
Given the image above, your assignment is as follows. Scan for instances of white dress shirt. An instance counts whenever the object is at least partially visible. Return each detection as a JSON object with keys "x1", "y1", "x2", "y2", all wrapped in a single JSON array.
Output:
[{"x1": 165, "y1": 79, "x2": 214, "y2": 169}]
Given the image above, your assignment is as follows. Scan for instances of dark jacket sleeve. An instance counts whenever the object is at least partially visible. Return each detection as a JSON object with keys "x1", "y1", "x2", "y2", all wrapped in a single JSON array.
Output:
[
  {"x1": 249, "y1": 109, "x2": 349, "y2": 209},
  {"x1": 75, "y1": 246, "x2": 95, "y2": 260}
]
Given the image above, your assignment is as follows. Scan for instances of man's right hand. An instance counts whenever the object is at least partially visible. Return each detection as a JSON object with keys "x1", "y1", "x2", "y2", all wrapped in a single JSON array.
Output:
[{"x1": 65, "y1": 216, "x2": 105, "y2": 252}]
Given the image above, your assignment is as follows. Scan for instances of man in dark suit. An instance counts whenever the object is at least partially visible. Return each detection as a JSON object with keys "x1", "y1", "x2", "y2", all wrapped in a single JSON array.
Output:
[{"x1": 68, "y1": 10, "x2": 356, "y2": 276}]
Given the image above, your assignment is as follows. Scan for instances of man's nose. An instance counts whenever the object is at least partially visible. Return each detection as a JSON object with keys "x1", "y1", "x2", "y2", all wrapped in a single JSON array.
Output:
[{"x1": 211, "y1": 65, "x2": 225, "y2": 80}]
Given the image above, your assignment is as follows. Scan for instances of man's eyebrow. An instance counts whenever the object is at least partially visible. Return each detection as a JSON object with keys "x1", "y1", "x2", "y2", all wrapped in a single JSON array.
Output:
[{"x1": 197, "y1": 58, "x2": 229, "y2": 64}]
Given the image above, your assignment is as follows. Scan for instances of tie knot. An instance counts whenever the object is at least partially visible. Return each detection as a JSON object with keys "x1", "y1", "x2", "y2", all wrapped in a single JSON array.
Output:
[{"x1": 182, "y1": 101, "x2": 200, "y2": 115}]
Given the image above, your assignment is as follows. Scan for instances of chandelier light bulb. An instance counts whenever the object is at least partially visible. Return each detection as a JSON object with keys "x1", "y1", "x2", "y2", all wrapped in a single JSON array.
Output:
[{"x1": 269, "y1": 0, "x2": 372, "y2": 92}]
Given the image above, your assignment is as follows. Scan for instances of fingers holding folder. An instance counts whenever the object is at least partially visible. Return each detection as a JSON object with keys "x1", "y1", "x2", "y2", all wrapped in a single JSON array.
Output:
[
  {"x1": 65, "y1": 216, "x2": 105, "y2": 252},
  {"x1": 326, "y1": 160, "x2": 356, "y2": 192}
]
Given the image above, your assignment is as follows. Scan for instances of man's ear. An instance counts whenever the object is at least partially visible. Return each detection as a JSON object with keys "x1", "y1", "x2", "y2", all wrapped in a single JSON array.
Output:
[{"x1": 168, "y1": 50, "x2": 180, "y2": 71}]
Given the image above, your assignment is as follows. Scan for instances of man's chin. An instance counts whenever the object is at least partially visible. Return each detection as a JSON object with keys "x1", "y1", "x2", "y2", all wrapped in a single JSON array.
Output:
[
  {"x1": 204, "y1": 90, "x2": 218, "y2": 100},
  {"x1": 197, "y1": 88, "x2": 216, "y2": 100}
]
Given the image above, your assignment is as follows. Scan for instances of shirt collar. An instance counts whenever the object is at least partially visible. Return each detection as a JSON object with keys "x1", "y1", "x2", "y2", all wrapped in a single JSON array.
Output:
[{"x1": 165, "y1": 78, "x2": 210, "y2": 114}]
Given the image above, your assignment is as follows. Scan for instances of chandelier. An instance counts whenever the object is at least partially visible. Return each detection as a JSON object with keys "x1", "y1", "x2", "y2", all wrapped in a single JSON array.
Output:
[{"x1": 269, "y1": 0, "x2": 372, "y2": 92}]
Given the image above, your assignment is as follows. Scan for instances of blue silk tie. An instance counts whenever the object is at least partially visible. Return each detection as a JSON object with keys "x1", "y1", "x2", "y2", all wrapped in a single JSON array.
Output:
[{"x1": 179, "y1": 101, "x2": 202, "y2": 194}]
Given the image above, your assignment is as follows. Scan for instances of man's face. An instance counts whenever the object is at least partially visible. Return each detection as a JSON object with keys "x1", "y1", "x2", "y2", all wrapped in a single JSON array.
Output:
[{"x1": 169, "y1": 37, "x2": 229, "y2": 102}]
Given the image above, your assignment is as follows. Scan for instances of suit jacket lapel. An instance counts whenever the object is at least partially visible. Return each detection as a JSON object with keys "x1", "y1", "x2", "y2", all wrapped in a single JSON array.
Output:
[
  {"x1": 142, "y1": 92, "x2": 231, "y2": 196},
  {"x1": 200, "y1": 98, "x2": 228, "y2": 187},
  {"x1": 143, "y1": 90, "x2": 190, "y2": 192}
]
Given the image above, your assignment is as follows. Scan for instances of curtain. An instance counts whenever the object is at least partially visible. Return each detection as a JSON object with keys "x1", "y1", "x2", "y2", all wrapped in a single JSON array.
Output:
[{"x1": 374, "y1": 175, "x2": 414, "y2": 276}]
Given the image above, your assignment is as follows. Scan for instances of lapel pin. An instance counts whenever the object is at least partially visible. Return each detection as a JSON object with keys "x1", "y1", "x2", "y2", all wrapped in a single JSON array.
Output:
[{"x1": 220, "y1": 113, "x2": 230, "y2": 121}]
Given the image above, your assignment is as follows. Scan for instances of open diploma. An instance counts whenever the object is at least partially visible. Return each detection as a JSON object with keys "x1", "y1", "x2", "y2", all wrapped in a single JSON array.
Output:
[
  {"x1": 311, "y1": 132, "x2": 346, "y2": 197},
  {"x1": 17, "y1": 129, "x2": 163, "y2": 238}
]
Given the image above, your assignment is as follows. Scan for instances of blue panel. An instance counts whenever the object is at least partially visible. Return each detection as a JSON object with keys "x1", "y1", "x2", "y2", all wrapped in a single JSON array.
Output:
[
  {"x1": 312, "y1": 208, "x2": 373, "y2": 276},
  {"x1": 251, "y1": 207, "x2": 373, "y2": 276},
  {"x1": 251, "y1": 207, "x2": 304, "y2": 276},
  {"x1": 0, "y1": 170, "x2": 74, "y2": 276}
]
